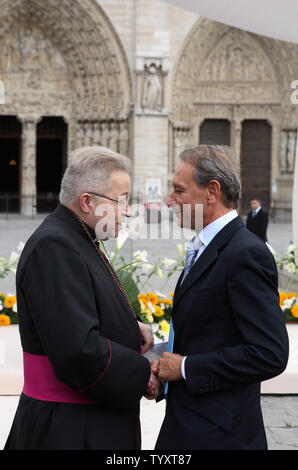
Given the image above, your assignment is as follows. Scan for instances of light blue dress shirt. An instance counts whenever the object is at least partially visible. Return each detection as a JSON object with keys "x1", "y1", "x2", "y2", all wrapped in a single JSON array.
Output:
[{"x1": 181, "y1": 209, "x2": 238, "y2": 379}]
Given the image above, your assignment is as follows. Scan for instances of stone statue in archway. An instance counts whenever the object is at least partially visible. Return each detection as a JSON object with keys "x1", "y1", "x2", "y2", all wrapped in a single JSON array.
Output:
[{"x1": 142, "y1": 64, "x2": 162, "y2": 111}]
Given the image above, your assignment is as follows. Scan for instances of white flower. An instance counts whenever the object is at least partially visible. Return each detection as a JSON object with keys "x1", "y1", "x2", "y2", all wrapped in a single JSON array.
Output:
[
  {"x1": 147, "y1": 301, "x2": 154, "y2": 313},
  {"x1": 287, "y1": 244, "x2": 296, "y2": 254},
  {"x1": 141, "y1": 263, "x2": 154, "y2": 273},
  {"x1": 17, "y1": 242, "x2": 25, "y2": 253},
  {"x1": 0, "y1": 300, "x2": 3, "y2": 312},
  {"x1": 283, "y1": 298, "x2": 294, "y2": 309},
  {"x1": 133, "y1": 250, "x2": 148, "y2": 262},
  {"x1": 157, "y1": 267, "x2": 163, "y2": 279},
  {"x1": 161, "y1": 258, "x2": 176, "y2": 269},
  {"x1": 286, "y1": 262, "x2": 296, "y2": 274},
  {"x1": 8, "y1": 251, "x2": 19, "y2": 266},
  {"x1": 12, "y1": 302, "x2": 17, "y2": 313},
  {"x1": 155, "y1": 291, "x2": 166, "y2": 298}
]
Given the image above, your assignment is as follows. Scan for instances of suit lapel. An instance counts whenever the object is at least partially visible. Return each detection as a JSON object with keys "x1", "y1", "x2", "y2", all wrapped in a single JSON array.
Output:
[{"x1": 173, "y1": 216, "x2": 244, "y2": 308}]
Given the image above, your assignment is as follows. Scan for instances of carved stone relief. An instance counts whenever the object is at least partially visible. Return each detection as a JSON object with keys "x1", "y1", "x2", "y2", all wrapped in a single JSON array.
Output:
[
  {"x1": 136, "y1": 57, "x2": 168, "y2": 114},
  {"x1": 142, "y1": 64, "x2": 162, "y2": 112},
  {"x1": 280, "y1": 129, "x2": 297, "y2": 174},
  {"x1": 170, "y1": 18, "x2": 298, "y2": 216},
  {"x1": 0, "y1": 0, "x2": 132, "y2": 119},
  {"x1": 195, "y1": 30, "x2": 279, "y2": 104},
  {"x1": 75, "y1": 119, "x2": 130, "y2": 156},
  {"x1": 0, "y1": 0, "x2": 132, "y2": 214}
]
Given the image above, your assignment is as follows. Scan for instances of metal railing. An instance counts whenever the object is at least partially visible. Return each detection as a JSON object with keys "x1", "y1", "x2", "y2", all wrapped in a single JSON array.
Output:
[{"x1": 0, "y1": 193, "x2": 60, "y2": 219}]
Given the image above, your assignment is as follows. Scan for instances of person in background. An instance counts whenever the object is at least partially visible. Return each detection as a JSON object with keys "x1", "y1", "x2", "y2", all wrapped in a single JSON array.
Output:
[{"x1": 246, "y1": 198, "x2": 269, "y2": 242}]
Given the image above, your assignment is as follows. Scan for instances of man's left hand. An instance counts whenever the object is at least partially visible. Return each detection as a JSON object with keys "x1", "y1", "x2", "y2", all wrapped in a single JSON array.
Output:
[
  {"x1": 158, "y1": 352, "x2": 184, "y2": 381},
  {"x1": 138, "y1": 321, "x2": 154, "y2": 354}
]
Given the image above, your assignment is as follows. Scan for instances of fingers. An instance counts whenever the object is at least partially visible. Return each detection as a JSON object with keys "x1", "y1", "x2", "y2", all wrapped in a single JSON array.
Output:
[
  {"x1": 151, "y1": 360, "x2": 159, "y2": 375},
  {"x1": 157, "y1": 352, "x2": 184, "y2": 382},
  {"x1": 138, "y1": 322, "x2": 154, "y2": 354}
]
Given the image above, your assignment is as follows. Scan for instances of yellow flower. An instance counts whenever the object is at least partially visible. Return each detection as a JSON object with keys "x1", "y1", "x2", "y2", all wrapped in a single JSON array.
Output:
[
  {"x1": 170, "y1": 293, "x2": 174, "y2": 297},
  {"x1": 291, "y1": 304, "x2": 298, "y2": 318},
  {"x1": 146, "y1": 293, "x2": 159, "y2": 305},
  {"x1": 177, "y1": 244, "x2": 183, "y2": 257},
  {"x1": 287, "y1": 292, "x2": 297, "y2": 299},
  {"x1": 159, "y1": 299, "x2": 173, "y2": 306},
  {"x1": 138, "y1": 294, "x2": 148, "y2": 307},
  {"x1": 279, "y1": 292, "x2": 287, "y2": 306},
  {"x1": 4, "y1": 296, "x2": 16, "y2": 309},
  {"x1": 160, "y1": 320, "x2": 170, "y2": 335},
  {"x1": 0, "y1": 314, "x2": 11, "y2": 326},
  {"x1": 145, "y1": 310, "x2": 154, "y2": 324},
  {"x1": 153, "y1": 305, "x2": 164, "y2": 317}
]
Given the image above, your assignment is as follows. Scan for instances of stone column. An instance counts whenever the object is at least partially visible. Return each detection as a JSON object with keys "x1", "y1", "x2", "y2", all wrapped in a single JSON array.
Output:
[
  {"x1": 231, "y1": 118, "x2": 242, "y2": 162},
  {"x1": 18, "y1": 115, "x2": 40, "y2": 216}
]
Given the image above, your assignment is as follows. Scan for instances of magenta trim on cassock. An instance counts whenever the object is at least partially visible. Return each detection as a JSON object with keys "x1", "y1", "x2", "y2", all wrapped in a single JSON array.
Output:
[
  {"x1": 22, "y1": 351, "x2": 100, "y2": 404},
  {"x1": 79, "y1": 340, "x2": 112, "y2": 393}
]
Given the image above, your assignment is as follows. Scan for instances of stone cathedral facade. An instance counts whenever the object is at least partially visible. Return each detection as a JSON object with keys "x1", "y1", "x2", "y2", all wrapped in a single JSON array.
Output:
[{"x1": 0, "y1": 0, "x2": 298, "y2": 219}]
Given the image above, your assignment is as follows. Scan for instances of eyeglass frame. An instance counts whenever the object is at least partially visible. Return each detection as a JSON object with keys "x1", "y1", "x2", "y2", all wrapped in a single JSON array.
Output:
[{"x1": 87, "y1": 191, "x2": 129, "y2": 207}]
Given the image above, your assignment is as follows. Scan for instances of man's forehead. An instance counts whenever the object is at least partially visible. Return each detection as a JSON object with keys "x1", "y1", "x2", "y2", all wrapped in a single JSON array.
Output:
[{"x1": 172, "y1": 161, "x2": 195, "y2": 185}]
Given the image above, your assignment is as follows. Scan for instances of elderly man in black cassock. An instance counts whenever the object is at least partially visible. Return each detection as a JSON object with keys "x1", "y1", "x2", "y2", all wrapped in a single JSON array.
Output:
[{"x1": 4, "y1": 146, "x2": 160, "y2": 450}]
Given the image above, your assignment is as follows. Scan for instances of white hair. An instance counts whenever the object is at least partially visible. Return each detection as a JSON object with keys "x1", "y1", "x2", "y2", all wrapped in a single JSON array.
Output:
[{"x1": 59, "y1": 146, "x2": 131, "y2": 206}]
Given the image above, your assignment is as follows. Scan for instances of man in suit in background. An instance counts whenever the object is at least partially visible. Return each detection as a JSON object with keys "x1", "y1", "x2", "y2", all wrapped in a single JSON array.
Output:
[
  {"x1": 246, "y1": 198, "x2": 269, "y2": 242},
  {"x1": 153, "y1": 145, "x2": 288, "y2": 450}
]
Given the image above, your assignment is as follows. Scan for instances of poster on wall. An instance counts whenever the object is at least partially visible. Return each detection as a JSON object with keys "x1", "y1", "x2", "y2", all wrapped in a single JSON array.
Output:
[{"x1": 145, "y1": 178, "x2": 162, "y2": 213}]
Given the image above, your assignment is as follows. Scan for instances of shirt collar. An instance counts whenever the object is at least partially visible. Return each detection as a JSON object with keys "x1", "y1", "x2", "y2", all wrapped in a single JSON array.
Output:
[{"x1": 188, "y1": 210, "x2": 238, "y2": 250}]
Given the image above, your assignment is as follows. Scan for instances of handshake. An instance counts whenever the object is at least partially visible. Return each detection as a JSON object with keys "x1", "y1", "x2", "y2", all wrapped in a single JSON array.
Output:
[
  {"x1": 144, "y1": 352, "x2": 184, "y2": 400},
  {"x1": 139, "y1": 322, "x2": 184, "y2": 400}
]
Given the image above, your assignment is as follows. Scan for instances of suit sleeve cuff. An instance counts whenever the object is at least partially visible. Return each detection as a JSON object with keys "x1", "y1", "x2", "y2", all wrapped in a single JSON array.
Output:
[{"x1": 182, "y1": 356, "x2": 187, "y2": 380}]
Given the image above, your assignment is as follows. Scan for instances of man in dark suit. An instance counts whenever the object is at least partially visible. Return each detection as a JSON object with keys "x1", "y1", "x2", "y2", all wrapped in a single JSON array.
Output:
[
  {"x1": 246, "y1": 198, "x2": 269, "y2": 242},
  {"x1": 5, "y1": 146, "x2": 158, "y2": 450},
  {"x1": 152, "y1": 145, "x2": 288, "y2": 451}
]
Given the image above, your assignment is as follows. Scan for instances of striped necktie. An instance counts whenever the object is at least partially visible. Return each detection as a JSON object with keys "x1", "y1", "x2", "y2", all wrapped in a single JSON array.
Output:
[
  {"x1": 180, "y1": 247, "x2": 200, "y2": 284},
  {"x1": 164, "y1": 245, "x2": 200, "y2": 399}
]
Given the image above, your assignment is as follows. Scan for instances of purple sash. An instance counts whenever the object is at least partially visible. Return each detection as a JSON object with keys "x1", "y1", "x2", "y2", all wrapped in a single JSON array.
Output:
[{"x1": 22, "y1": 351, "x2": 99, "y2": 404}]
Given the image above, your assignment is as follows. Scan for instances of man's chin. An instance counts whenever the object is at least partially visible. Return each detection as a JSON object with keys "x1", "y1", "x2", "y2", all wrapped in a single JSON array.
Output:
[{"x1": 174, "y1": 215, "x2": 192, "y2": 230}]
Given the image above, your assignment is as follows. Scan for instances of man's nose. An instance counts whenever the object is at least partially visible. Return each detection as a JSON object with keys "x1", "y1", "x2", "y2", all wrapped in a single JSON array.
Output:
[
  {"x1": 125, "y1": 202, "x2": 132, "y2": 217},
  {"x1": 166, "y1": 193, "x2": 175, "y2": 207}
]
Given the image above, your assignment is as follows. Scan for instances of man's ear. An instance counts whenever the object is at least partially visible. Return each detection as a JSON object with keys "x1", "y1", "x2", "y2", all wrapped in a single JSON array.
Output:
[
  {"x1": 79, "y1": 193, "x2": 92, "y2": 214},
  {"x1": 207, "y1": 180, "x2": 221, "y2": 203}
]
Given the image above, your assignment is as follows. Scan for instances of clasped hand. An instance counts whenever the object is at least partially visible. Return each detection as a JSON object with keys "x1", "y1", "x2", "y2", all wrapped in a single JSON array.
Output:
[{"x1": 144, "y1": 352, "x2": 184, "y2": 400}]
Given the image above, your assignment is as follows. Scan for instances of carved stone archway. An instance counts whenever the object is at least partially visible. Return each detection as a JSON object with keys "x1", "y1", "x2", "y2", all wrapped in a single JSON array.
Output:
[
  {"x1": 170, "y1": 17, "x2": 298, "y2": 218},
  {"x1": 0, "y1": 0, "x2": 132, "y2": 214}
]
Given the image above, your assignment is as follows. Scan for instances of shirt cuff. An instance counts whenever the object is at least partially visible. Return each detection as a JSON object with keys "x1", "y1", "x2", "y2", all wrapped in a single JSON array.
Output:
[{"x1": 181, "y1": 356, "x2": 187, "y2": 380}]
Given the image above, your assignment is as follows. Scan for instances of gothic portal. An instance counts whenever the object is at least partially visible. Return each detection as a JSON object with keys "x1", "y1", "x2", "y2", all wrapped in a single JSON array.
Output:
[{"x1": 0, "y1": 0, "x2": 132, "y2": 215}]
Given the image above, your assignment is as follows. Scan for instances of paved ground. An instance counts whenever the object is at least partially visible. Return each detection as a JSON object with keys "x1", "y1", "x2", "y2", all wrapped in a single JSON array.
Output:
[
  {"x1": 0, "y1": 213, "x2": 297, "y2": 450},
  {"x1": 1, "y1": 395, "x2": 298, "y2": 450}
]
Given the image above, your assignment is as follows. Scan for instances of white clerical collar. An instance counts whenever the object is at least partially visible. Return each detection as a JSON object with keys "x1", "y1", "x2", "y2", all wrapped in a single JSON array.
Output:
[{"x1": 188, "y1": 210, "x2": 238, "y2": 250}]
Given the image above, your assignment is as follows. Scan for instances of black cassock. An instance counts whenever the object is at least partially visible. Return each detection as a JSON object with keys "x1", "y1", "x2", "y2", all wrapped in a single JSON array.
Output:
[{"x1": 4, "y1": 204, "x2": 151, "y2": 450}]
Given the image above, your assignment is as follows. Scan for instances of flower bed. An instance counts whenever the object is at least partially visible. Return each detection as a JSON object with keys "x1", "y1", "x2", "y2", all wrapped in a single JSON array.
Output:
[{"x1": 0, "y1": 294, "x2": 18, "y2": 326}]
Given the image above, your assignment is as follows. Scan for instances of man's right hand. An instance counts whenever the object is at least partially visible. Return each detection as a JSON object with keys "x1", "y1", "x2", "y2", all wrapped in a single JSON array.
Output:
[{"x1": 143, "y1": 360, "x2": 161, "y2": 400}]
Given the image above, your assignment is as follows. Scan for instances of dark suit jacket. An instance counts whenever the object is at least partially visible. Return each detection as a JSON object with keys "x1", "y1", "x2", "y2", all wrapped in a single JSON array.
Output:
[
  {"x1": 246, "y1": 208, "x2": 268, "y2": 242},
  {"x1": 155, "y1": 216, "x2": 288, "y2": 451},
  {"x1": 5, "y1": 204, "x2": 150, "y2": 450}
]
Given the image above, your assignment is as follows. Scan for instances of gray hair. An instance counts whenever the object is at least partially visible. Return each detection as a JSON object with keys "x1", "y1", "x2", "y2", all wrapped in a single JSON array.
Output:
[
  {"x1": 59, "y1": 146, "x2": 131, "y2": 206},
  {"x1": 179, "y1": 145, "x2": 241, "y2": 208}
]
